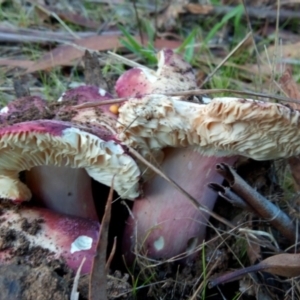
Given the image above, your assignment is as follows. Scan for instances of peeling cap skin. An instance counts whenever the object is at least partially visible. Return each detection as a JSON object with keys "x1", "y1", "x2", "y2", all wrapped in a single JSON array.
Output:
[
  {"x1": 115, "y1": 49, "x2": 197, "y2": 97},
  {"x1": 117, "y1": 95, "x2": 300, "y2": 160},
  {"x1": 0, "y1": 120, "x2": 140, "y2": 203},
  {"x1": 0, "y1": 204, "x2": 99, "y2": 274}
]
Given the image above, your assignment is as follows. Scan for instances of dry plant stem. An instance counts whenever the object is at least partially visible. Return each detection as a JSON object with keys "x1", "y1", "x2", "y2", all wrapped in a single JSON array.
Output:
[
  {"x1": 128, "y1": 147, "x2": 234, "y2": 229},
  {"x1": 208, "y1": 263, "x2": 266, "y2": 288},
  {"x1": 216, "y1": 163, "x2": 296, "y2": 242},
  {"x1": 71, "y1": 257, "x2": 86, "y2": 300},
  {"x1": 199, "y1": 32, "x2": 252, "y2": 88},
  {"x1": 105, "y1": 236, "x2": 117, "y2": 272},
  {"x1": 72, "y1": 88, "x2": 300, "y2": 110},
  {"x1": 208, "y1": 183, "x2": 254, "y2": 212},
  {"x1": 89, "y1": 180, "x2": 114, "y2": 300}
]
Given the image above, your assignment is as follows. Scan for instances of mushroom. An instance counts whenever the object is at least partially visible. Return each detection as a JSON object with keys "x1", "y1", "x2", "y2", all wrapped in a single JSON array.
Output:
[
  {"x1": 115, "y1": 50, "x2": 237, "y2": 261},
  {"x1": 117, "y1": 95, "x2": 300, "y2": 160},
  {"x1": 0, "y1": 87, "x2": 140, "y2": 206},
  {"x1": 0, "y1": 119, "x2": 140, "y2": 203},
  {"x1": 0, "y1": 203, "x2": 99, "y2": 273},
  {"x1": 0, "y1": 86, "x2": 140, "y2": 273},
  {"x1": 115, "y1": 49, "x2": 197, "y2": 98},
  {"x1": 25, "y1": 86, "x2": 135, "y2": 219}
]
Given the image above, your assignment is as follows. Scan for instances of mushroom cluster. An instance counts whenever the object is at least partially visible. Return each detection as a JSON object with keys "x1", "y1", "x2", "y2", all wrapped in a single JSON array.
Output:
[{"x1": 1, "y1": 49, "x2": 298, "y2": 275}]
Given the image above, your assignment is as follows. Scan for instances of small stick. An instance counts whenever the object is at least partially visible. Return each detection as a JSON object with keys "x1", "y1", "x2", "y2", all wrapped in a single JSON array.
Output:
[
  {"x1": 216, "y1": 163, "x2": 296, "y2": 242},
  {"x1": 72, "y1": 88, "x2": 300, "y2": 110}
]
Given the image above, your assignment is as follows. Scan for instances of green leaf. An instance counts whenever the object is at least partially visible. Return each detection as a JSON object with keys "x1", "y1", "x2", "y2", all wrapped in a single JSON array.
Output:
[{"x1": 204, "y1": 5, "x2": 243, "y2": 45}]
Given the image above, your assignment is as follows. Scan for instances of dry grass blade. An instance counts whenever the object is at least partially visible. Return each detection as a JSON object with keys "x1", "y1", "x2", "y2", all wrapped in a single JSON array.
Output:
[
  {"x1": 70, "y1": 257, "x2": 86, "y2": 300},
  {"x1": 199, "y1": 31, "x2": 252, "y2": 87},
  {"x1": 105, "y1": 236, "x2": 117, "y2": 272},
  {"x1": 216, "y1": 163, "x2": 296, "y2": 242},
  {"x1": 89, "y1": 178, "x2": 114, "y2": 300},
  {"x1": 72, "y1": 87, "x2": 300, "y2": 110}
]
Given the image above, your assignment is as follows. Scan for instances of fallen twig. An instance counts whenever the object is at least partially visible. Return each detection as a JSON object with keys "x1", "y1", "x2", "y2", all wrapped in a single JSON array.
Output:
[
  {"x1": 215, "y1": 163, "x2": 296, "y2": 242},
  {"x1": 208, "y1": 183, "x2": 253, "y2": 212},
  {"x1": 72, "y1": 88, "x2": 300, "y2": 110}
]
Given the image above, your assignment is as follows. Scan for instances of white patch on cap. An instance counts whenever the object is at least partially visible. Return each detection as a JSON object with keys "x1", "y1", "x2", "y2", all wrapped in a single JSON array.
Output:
[
  {"x1": 141, "y1": 67, "x2": 157, "y2": 83},
  {"x1": 98, "y1": 88, "x2": 106, "y2": 96},
  {"x1": 188, "y1": 161, "x2": 193, "y2": 170},
  {"x1": 0, "y1": 106, "x2": 9, "y2": 114},
  {"x1": 70, "y1": 235, "x2": 93, "y2": 253},
  {"x1": 201, "y1": 97, "x2": 212, "y2": 104},
  {"x1": 153, "y1": 236, "x2": 164, "y2": 251},
  {"x1": 57, "y1": 92, "x2": 66, "y2": 102}
]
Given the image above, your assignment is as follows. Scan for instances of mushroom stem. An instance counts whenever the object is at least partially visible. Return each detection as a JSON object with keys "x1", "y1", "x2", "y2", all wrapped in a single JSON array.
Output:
[
  {"x1": 26, "y1": 166, "x2": 98, "y2": 220},
  {"x1": 118, "y1": 95, "x2": 300, "y2": 160},
  {"x1": 122, "y1": 147, "x2": 236, "y2": 261}
]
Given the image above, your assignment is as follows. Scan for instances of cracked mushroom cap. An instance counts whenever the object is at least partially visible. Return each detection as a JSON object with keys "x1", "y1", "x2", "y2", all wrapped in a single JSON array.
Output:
[
  {"x1": 0, "y1": 119, "x2": 140, "y2": 202},
  {"x1": 117, "y1": 95, "x2": 300, "y2": 160},
  {"x1": 115, "y1": 49, "x2": 197, "y2": 97}
]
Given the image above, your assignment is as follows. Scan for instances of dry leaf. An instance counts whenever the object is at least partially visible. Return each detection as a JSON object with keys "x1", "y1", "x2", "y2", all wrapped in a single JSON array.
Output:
[
  {"x1": 185, "y1": 4, "x2": 214, "y2": 14},
  {"x1": 262, "y1": 42, "x2": 300, "y2": 62},
  {"x1": 25, "y1": 36, "x2": 181, "y2": 73},
  {"x1": 279, "y1": 68, "x2": 300, "y2": 108},
  {"x1": 0, "y1": 59, "x2": 33, "y2": 69},
  {"x1": 209, "y1": 253, "x2": 300, "y2": 288},
  {"x1": 278, "y1": 69, "x2": 300, "y2": 190}
]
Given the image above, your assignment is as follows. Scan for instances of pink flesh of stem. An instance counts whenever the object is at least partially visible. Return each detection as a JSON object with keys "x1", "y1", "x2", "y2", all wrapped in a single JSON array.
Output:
[
  {"x1": 0, "y1": 205, "x2": 99, "y2": 274},
  {"x1": 123, "y1": 147, "x2": 236, "y2": 261},
  {"x1": 26, "y1": 166, "x2": 98, "y2": 221}
]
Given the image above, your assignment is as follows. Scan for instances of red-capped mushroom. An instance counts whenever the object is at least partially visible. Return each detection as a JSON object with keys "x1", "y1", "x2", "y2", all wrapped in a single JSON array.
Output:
[
  {"x1": 25, "y1": 86, "x2": 130, "y2": 219},
  {"x1": 115, "y1": 50, "x2": 237, "y2": 261},
  {"x1": 0, "y1": 203, "x2": 99, "y2": 273},
  {"x1": 0, "y1": 86, "x2": 141, "y2": 273},
  {"x1": 118, "y1": 95, "x2": 300, "y2": 160},
  {"x1": 115, "y1": 49, "x2": 197, "y2": 97}
]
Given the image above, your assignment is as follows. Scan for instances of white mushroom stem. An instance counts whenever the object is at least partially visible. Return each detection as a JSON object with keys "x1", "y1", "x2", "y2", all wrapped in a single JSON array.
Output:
[{"x1": 117, "y1": 95, "x2": 300, "y2": 160}]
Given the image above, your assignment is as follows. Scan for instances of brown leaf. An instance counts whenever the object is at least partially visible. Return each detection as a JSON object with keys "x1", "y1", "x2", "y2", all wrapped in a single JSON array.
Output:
[
  {"x1": 279, "y1": 68, "x2": 300, "y2": 109},
  {"x1": 25, "y1": 35, "x2": 122, "y2": 73},
  {"x1": 278, "y1": 69, "x2": 300, "y2": 190},
  {"x1": 25, "y1": 36, "x2": 181, "y2": 74},
  {"x1": 185, "y1": 4, "x2": 214, "y2": 14},
  {"x1": 259, "y1": 253, "x2": 300, "y2": 277},
  {"x1": 0, "y1": 59, "x2": 33, "y2": 69},
  {"x1": 262, "y1": 42, "x2": 300, "y2": 61},
  {"x1": 36, "y1": 4, "x2": 99, "y2": 29},
  {"x1": 209, "y1": 253, "x2": 300, "y2": 288}
]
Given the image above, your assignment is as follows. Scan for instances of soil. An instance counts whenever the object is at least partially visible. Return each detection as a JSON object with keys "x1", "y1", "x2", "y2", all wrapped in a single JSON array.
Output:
[{"x1": 0, "y1": 200, "x2": 133, "y2": 300}]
